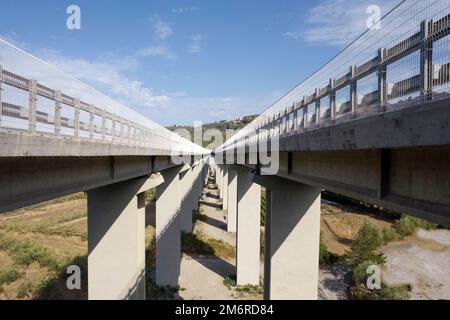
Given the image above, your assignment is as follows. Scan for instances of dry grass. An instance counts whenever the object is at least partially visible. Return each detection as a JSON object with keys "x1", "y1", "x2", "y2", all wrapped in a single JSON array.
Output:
[
  {"x1": 0, "y1": 194, "x2": 89, "y2": 300},
  {"x1": 182, "y1": 231, "x2": 235, "y2": 261},
  {"x1": 320, "y1": 204, "x2": 393, "y2": 256}
]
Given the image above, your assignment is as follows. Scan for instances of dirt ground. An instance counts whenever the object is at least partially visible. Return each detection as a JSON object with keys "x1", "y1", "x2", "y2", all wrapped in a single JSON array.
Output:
[
  {"x1": 1, "y1": 171, "x2": 449, "y2": 300},
  {"x1": 177, "y1": 174, "x2": 261, "y2": 300},
  {"x1": 382, "y1": 229, "x2": 450, "y2": 300},
  {"x1": 321, "y1": 201, "x2": 393, "y2": 256}
]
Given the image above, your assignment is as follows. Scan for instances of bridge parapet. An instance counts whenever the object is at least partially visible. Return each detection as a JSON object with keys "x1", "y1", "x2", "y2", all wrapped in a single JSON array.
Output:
[
  {"x1": 0, "y1": 40, "x2": 208, "y2": 157},
  {"x1": 217, "y1": 0, "x2": 450, "y2": 154}
]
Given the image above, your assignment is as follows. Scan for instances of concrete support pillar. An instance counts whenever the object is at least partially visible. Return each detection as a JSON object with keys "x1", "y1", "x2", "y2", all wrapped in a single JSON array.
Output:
[
  {"x1": 87, "y1": 177, "x2": 148, "y2": 300},
  {"x1": 235, "y1": 167, "x2": 261, "y2": 286},
  {"x1": 222, "y1": 166, "x2": 229, "y2": 210},
  {"x1": 191, "y1": 165, "x2": 200, "y2": 212},
  {"x1": 156, "y1": 166, "x2": 183, "y2": 287},
  {"x1": 180, "y1": 167, "x2": 194, "y2": 233},
  {"x1": 227, "y1": 168, "x2": 237, "y2": 233},
  {"x1": 218, "y1": 166, "x2": 223, "y2": 197},
  {"x1": 255, "y1": 175, "x2": 321, "y2": 300}
]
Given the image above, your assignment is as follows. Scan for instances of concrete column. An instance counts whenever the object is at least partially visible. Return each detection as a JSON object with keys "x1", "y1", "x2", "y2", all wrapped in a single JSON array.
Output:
[
  {"x1": 222, "y1": 166, "x2": 229, "y2": 210},
  {"x1": 156, "y1": 165, "x2": 183, "y2": 287},
  {"x1": 180, "y1": 166, "x2": 194, "y2": 233},
  {"x1": 218, "y1": 166, "x2": 223, "y2": 197},
  {"x1": 236, "y1": 167, "x2": 261, "y2": 286},
  {"x1": 255, "y1": 175, "x2": 321, "y2": 300},
  {"x1": 227, "y1": 168, "x2": 237, "y2": 233},
  {"x1": 87, "y1": 177, "x2": 149, "y2": 300},
  {"x1": 191, "y1": 165, "x2": 200, "y2": 212}
]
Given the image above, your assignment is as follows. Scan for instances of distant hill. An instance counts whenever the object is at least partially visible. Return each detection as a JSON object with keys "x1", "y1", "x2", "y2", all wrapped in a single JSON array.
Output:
[{"x1": 168, "y1": 115, "x2": 258, "y2": 149}]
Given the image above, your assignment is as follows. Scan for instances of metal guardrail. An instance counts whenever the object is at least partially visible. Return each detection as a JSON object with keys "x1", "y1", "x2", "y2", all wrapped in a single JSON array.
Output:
[
  {"x1": 0, "y1": 40, "x2": 208, "y2": 156},
  {"x1": 217, "y1": 0, "x2": 450, "y2": 153}
]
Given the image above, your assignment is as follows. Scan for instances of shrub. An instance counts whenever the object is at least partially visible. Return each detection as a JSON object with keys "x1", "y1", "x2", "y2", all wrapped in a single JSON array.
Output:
[
  {"x1": 394, "y1": 215, "x2": 437, "y2": 238},
  {"x1": 319, "y1": 233, "x2": 331, "y2": 265},
  {"x1": 382, "y1": 228, "x2": 400, "y2": 244},
  {"x1": 0, "y1": 231, "x2": 66, "y2": 272},
  {"x1": 0, "y1": 268, "x2": 24, "y2": 285},
  {"x1": 146, "y1": 278, "x2": 178, "y2": 300},
  {"x1": 223, "y1": 274, "x2": 237, "y2": 288},
  {"x1": 347, "y1": 223, "x2": 386, "y2": 267},
  {"x1": 16, "y1": 280, "x2": 36, "y2": 299},
  {"x1": 352, "y1": 261, "x2": 375, "y2": 285}
]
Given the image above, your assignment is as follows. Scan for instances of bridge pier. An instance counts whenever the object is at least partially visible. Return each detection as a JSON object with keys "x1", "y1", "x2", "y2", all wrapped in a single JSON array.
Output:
[
  {"x1": 218, "y1": 166, "x2": 223, "y2": 198},
  {"x1": 156, "y1": 165, "x2": 186, "y2": 287},
  {"x1": 226, "y1": 168, "x2": 238, "y2": 233},
  {"x1": 87, "y1": 176, "x2": 162, "y2": 300},
  {"x1": 222, "y1": 166, "x2": 229, "y2": 211},
  {"x1": 255, "y1": 175, "x2": 321, "y2": 300},
  {"x1": 191, "y1": 165, "x2": 200, "y2": 213},
  {"x1": 235, "y1": 166, "x2": 261, "y2": 286},
  {"x1": 180, "y1": 166, "x2": 194, "y2": 233}
]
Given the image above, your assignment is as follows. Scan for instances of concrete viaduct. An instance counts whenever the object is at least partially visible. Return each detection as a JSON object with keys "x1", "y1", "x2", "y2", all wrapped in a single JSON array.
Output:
[
  {"x1": 0, "y1": 0, "x2": 449, "y2": 300},
  {"x1": 213, "y1": 2, "x2": 450, "y2": 300}
]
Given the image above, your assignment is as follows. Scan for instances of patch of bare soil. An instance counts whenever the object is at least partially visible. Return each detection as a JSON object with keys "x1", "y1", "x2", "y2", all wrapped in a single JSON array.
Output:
[
  {"x1": 382, "y1": 229, "x2": 450, "y2": 300},
  {"x1": 321, "y1": 204, "x2": 393, "y2": 256}
]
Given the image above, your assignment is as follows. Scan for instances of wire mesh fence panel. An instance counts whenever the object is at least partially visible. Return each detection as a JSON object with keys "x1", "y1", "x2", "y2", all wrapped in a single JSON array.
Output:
[
  {"x1": 60, "y1": 103, "x2": 75, "y2": 137},
  {"x1": 432, "y1": 35, "x2": 450, "y2": 96},
  {"x1": 0, "y1": 36, "x2": 207, "y2": 156},
  {"x1": 217, "y1": 0, "x2": 450, "y2": 153},
  {"x1": 335, "y1": 85, "x2": 352, "y2": 118},
  {"x1": 35, "y1": 94, "x2": 56, "y2": 134},
  {"x1": 1, "y1": 83, "x2": 29, "y2": 131}
]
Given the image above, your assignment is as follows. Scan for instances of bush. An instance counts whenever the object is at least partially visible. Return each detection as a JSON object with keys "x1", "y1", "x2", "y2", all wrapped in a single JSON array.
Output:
[
  {"x1": 319, "y1": 233, "x2": 331, "y2": 265},
  {"x1": 0, "y1": 267, "x2": 24, "y2": 285},
  {"x1": 382, "y1": 228, "x2": 400, "y2": 244},
  {"x1": 349, "y1": 283, "x2": 410, "y2": 300},
  {"x1": 394, "y1": 215, "x2": 437, "y2": 238},
  {"x1": 352, "y1": 261, "x2": 375, "y2": 285},
  {"x1": 347, "y1": 223, "x2": 386, "y2": 267},
  {"x1": 0, "y1": 232, "x2": 66, "y2": 272},
  {"x1": 146, "y1": 278, "x2": 178, "y2": 300},
  {"x1": 223, "y1": 274, "x2": 237, "y2": 288}
]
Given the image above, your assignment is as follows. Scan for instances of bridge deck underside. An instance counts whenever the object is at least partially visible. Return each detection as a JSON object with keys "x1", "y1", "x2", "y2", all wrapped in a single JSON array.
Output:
[{"x1": 258, "y1": 147, "x2": 450, "y2": 227}]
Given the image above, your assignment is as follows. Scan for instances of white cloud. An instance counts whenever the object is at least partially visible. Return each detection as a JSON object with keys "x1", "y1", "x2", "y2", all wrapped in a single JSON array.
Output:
[
  {"x1": 39, "y1": 49, "x2": 172, "y2": 109},
  {"x1": 285, "y1": 0, "x2": 398, "y2": 47},
  {"x1": 136, "y1": 45, "x2": 177, "y2": 60},
  {"x1": 172, "y1": 7, "x2": 198, "y2": 14},
  {"x1": 151, "y1": 15, "x2": 174, "y2": 40},
  {"x1": 188, "y1": 34, "x2": 205, "y2": 54}
]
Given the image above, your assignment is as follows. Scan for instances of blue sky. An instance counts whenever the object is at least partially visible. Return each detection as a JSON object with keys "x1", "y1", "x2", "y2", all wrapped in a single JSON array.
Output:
[{"x1": 0, "y1": 0, "x2": 398, "y2": 126}]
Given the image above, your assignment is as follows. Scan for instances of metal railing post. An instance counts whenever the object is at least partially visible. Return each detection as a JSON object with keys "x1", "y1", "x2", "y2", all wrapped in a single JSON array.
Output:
[
  {"x1": 420, "y1": 19, "x2": 433, "y2": 101},
  {"x1": 350, "y1": 66, "x2": 357, "y2": 114},
  {"x1": 315, "y1": 88, "x2": 320, "y2": 126},
  {"x1": 378, "y1": 48, "x2": 387, "y2": 110}
]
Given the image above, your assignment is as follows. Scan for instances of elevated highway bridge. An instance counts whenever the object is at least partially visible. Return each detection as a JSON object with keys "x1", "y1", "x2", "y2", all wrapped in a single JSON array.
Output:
[{"x1": 0, "y1": 0, "x2": 449, "y2": 300}]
